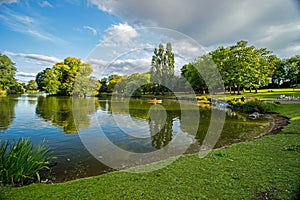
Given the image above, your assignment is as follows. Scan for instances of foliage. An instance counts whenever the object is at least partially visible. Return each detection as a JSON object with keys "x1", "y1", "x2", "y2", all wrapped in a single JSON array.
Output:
[
  {"x1": 150, "y1": 43, "x2": 175, "y2": 94},
  {"x1": 2, "y1": 134, "x2": 300, "y2": 199},
  {"x1": 283, "y1": 55, "x2": 300, "y2": 87},
  {"x1": 0, "y1": 138, "x2": 52, "y2": 186},
  {"x1": 230, "y1": 98, "x2": 277, "y2": 113},
  {"x1": 181, "y1": 54, "x2": 223, "y2": 94},
  {"x1": 36, "y1": 57, "x2": 97, "y2": 96},
  {"x1": 124, "y1": 82, "x2": 141, "y2": 97},
  {"x1": 25, "y1": 80, "x2": 38, "y2": 91},
  {"x1": 36, "y1": 68, "x2": 61, "y2": 95},
  {"x1": 108, "y1": 74, "x2": 126, "y2": 93},
  {"x1": 98, "y1": 77, "x2": 108, "y2": 93},
  {"x1": 211, "y1": 41, "x2": 279, "y2": 94}
]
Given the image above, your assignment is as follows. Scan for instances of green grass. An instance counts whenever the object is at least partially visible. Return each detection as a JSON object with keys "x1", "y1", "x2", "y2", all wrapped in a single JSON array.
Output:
[
  {"x1": 274, "y1": 104, "x2": 300, "y2": 134},
  {"x1": 225, "y1": 88, "x2": 300, "y2": 99}
]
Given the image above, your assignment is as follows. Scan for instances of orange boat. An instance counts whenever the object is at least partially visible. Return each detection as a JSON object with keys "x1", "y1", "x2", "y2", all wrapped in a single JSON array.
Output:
[{"x1": 147, "y1": 99, "x2": 162, "y2": 103}]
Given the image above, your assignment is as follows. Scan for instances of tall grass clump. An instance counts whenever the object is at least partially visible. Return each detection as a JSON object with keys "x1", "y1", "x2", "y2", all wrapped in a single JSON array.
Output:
[{"x1": 0, "y1": 138, "x2": 52, "y2": 186}]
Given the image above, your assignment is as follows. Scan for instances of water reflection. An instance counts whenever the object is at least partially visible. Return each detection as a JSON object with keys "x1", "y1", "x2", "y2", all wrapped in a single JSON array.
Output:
[
  {"x1": 0, "y1": 96, "x2": 17, "y2": 131},
  {"x1": 36, "y1": 96, "x2": 99, "y2": 134}
]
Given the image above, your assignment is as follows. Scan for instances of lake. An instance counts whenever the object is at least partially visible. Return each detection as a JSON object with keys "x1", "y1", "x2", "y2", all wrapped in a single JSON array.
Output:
[{"x1": 0, "y1": 94, "x2": 271, "y2": 182}]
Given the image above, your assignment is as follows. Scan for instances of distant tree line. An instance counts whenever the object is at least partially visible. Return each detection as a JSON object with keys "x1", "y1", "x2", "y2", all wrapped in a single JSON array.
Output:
[{"x1": 0, "y1": 40, "x2": 299, "y2": 96}]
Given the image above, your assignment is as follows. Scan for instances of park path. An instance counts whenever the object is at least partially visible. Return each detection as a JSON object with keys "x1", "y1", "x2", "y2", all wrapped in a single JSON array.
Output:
[{"x1": 266, "y1": 98, "x2": 300, "y2": 104}]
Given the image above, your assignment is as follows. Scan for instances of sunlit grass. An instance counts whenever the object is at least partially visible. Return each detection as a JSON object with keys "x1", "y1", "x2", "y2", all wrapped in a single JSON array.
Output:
[{"x1": 1, "y1": 134, "x2": 299, "y2": 199}]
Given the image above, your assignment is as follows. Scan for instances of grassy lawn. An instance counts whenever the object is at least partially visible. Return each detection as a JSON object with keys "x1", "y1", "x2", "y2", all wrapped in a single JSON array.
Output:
[
  {"x1": 274, "y1": 104, "x2": 300, "y2": 133},
  {"x1": 1, "y1": 90, "x2": 300, "y2": 200},
  {"x1": 225, "y1": 88, "x2": 300, "y2": 99}
]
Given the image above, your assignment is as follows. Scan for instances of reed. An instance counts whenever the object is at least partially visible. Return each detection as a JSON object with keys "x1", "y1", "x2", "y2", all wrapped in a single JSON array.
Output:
[{"x1": 0, "y1": 138, "x2": 52, "y2": 186}]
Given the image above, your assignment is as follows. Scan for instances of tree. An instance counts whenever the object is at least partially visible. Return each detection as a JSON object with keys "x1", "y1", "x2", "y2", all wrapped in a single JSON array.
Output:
[
  {"x1": 211, "y1": 41, "x2": 277, "y2": 94},
  {"x1": 181, "y1": 63, "x2": 206, "y2": 94},
  {"x1": 150, "y1": 43, "x2": 175, "y2": 94},
  {"x1": 26, "y1": 80, "x2": 38, "y2": 91},
  {"x1": 0, "y1": 53, "x2": 23, "y2": 94},
  {"x1": 284, "y1": 55, "x2": 300, "y2": 87},
  {"x1": 53, "y1": 57, "x2": 82, "y2": 96},
  {"x1": 36, "y1": 57, "x2": 97, "y2": 96},
  {"x1": 36, "y1": 68, "x2": 60, "y2": 95},
  {"x1": 108, "y1": 74, "x2": 126, "y2": 93},
  {"x1": 73, "y1": 63, "x2": 100, "y2": 96},
  {"x1": 99, "y1": 77, "x2": 108, "y2": 93}
]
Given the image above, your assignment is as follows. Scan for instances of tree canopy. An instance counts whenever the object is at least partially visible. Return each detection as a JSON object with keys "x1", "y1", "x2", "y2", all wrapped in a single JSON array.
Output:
[
  {"x1": 210, "y1": 41, "x2": 279, "y2": 93},
  {"x1": 36, "y1": 57, "x2": 99, "y2": 96},
  {"x1": 0, "y1": 53, "x2": 24, "y2": 94}
]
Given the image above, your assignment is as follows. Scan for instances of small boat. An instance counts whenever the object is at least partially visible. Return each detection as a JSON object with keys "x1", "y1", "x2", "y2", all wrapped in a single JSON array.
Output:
[{"x1": 147, "y1": 99, "x2": 162, "y2": 103}]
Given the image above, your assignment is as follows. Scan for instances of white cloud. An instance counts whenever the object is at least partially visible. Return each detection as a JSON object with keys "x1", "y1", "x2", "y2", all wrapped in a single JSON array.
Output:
[
  {"x1": 89, "y1": 0, "x2": 300, "y2": 57},
  {"x1": 100, "y1": 23, "x2": 138, "y2": 46},
  {"x1": 38, "y1": 1, "x2": 53, "y2": 8},
  {"x1": 0, "y1": 0, "x2": 18, "y2": 5},
  {"x1": 16, "y1": 72, "x2": 36, "y2": 78},
  {"x1": 83, "y1": 25, "x2": 97, "y2": 35},
  {"x1": 4, "y1": 51, "x2": 61, "y2": 63}
]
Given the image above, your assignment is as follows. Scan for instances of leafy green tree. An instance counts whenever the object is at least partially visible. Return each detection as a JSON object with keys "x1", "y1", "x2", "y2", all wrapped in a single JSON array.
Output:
[
  {"x1": 36, "y1": 68, "x2": 60, "y2": 95},
  {"x1": 36, "y1": 57, "x2": 97, "y2": 96},
  {"x1": 53, "y1": 57, "x2": 82, "y2": 95},
  {"x1": 26, "y1": 80, "x2": 38, "y2": 91},
  {"x1": 181, "y1": 63, "x2": 206, "y2": 94},
  {"x1": 0, "y1": 53, "x2": 23, "y2": 94},
  {"x1": 150, "y1": 43, "x2": 175, "y2": 94},
  {"x1": 181, "y1": 54, "x2": 222, "y2": 94},
  {"x1": 99, "y1": 77, "x2": 108, "y2": 93},
  {"x1": 108, "y1": 74, "x2": 127, "y2": 93},
  {"x1": 73, "y1": 63, "x2": 100, "y2": 96},
  {"x1": 211, "y1": 41, "x2": 277, "y2": 94},
  {"x1": 284, "y1": 55, "x2": 300, "y2": 87}
]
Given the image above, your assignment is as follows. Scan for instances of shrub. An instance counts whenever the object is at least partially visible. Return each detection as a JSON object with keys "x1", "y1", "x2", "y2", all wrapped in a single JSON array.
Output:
[
  {"x1": 0, "y1": 138, "x2": 52, "y2": 186},
  {"x1": 230, "y1": 98, "x2": 277, "y2": 113}
]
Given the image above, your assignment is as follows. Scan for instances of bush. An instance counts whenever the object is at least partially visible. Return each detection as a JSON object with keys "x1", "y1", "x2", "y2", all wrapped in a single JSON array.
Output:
[
  {"x1": 231, "y1": 98, "x2": 277, "y2": 113},
  {"x1": 0, "y1": 138, "x2": 52, "y2": 186}
]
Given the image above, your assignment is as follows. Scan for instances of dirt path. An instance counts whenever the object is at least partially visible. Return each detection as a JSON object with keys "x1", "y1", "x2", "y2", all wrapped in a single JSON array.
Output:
[{"x1": 266, "y1": 98, "x2": 300, "y2": 104}]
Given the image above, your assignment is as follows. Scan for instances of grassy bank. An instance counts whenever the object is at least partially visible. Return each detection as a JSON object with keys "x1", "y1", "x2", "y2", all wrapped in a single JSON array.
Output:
[
  {"x1": 1, "y1": 92, "x2": 300, "y2": 200},
  {"x1": 274, "y1": 104, "x2": 300, "y2": 133},
  {"x1": 1, "y1": 134, "x2": 299, "y2": 200}
]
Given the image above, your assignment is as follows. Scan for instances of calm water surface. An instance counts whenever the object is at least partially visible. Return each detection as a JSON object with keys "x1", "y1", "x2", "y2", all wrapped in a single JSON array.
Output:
[{"x1": 0, "y1": 94, "x2": 271, "y2": 182}]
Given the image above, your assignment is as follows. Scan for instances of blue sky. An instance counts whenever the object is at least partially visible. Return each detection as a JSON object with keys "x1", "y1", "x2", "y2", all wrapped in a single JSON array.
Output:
[{"x1": 1, "y1": 0, "x2": 300, "y2": 82}]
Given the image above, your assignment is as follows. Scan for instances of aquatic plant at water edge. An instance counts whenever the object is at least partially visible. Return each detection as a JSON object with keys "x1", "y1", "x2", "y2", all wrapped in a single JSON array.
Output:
[{"x1": 0, "y1": 138, "x2": 52, "y2": 186}]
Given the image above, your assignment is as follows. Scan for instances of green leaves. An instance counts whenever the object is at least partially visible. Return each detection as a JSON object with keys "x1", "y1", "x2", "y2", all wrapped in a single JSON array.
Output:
[
  {"x1": 36, "y1": 57, "x2": 97, "y2": 96},
  {"x1": 211, "y1": 41, "x2": 278, "y2": 93},
  {"x1": 0, "y1": 138, "x2": 53, "y2": 186}
]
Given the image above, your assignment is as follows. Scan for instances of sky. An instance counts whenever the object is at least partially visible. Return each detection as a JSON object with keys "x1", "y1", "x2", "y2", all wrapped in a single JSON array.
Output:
[{"x1": 0, "y1": 0, "x2": 300, "y2": 82}]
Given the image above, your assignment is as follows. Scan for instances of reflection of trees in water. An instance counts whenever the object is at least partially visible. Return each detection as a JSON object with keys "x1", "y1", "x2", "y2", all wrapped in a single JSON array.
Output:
[
  {"x1": 36, "y1": 96, "x2": 99, "y2": 134},
  {"x1": 102, "y1": 98, "x2": 180, "y2": 150},
  {"x1": 0, "y1": 97, "x2": 17, "y2": 130},
  {"x1": 148, "y1": 105, "x2": 178, "y2": 149}
]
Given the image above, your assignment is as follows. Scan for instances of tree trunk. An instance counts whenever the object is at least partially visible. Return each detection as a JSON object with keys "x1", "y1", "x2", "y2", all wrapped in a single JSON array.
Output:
[{"x1": 237, "y1": 84, "x2": 241, "y2": 95}]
